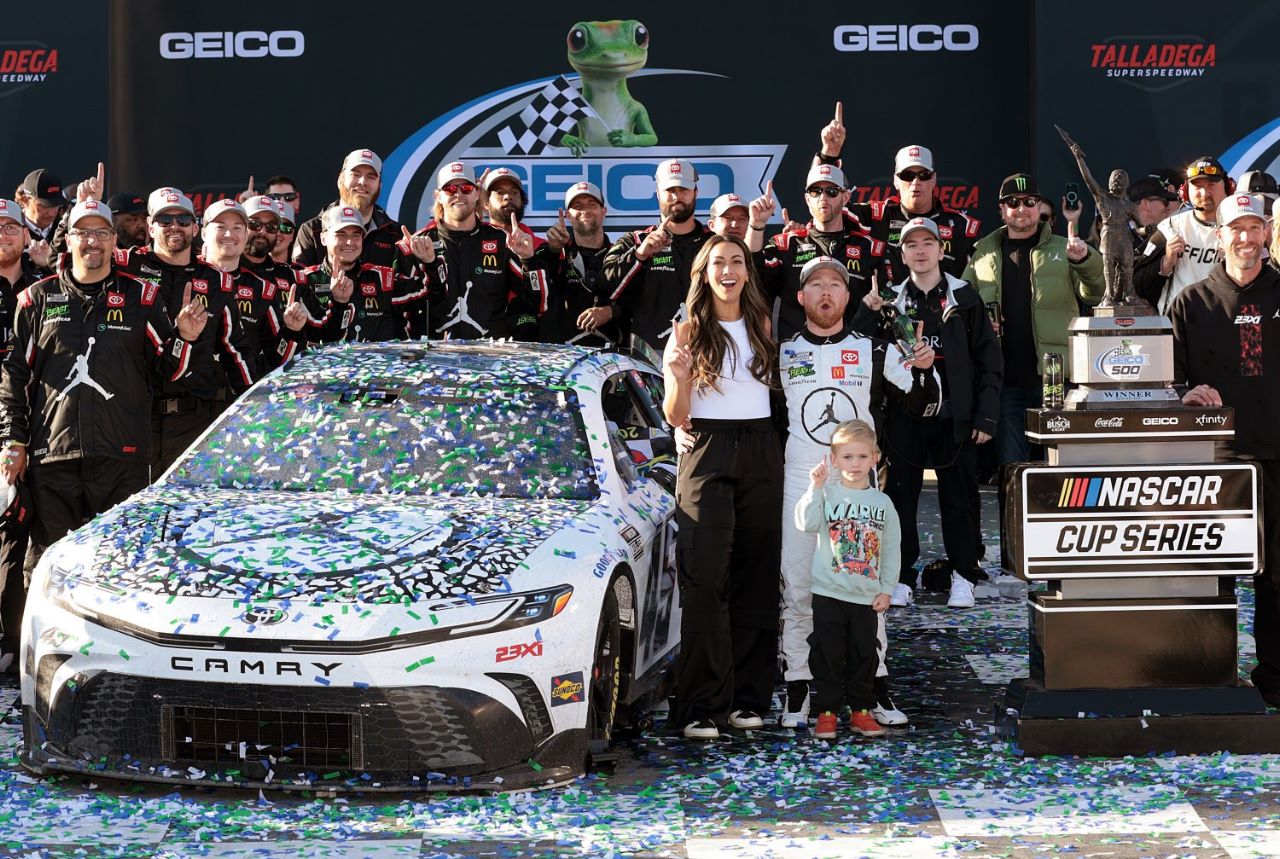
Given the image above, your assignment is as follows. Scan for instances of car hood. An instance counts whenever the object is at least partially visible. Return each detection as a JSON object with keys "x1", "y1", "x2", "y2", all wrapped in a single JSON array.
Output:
[{"x1": 59, "y1": 488, "x2": 595, "y2": 604}]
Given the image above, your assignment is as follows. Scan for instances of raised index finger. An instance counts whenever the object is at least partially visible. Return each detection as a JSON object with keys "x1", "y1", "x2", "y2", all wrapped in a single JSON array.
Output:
[
  {"x1": 287, "y1": 284, "x2": 297, "y2": 305},
  {"x1": 182, "y1": 281, "x2": 193, "y2": 307},
  {"x1": 1068, "y1": 220, "x2": 1078, "y2": 241},
  {"x1": 96, "y1": 161, "x2": 105, "y2": 187},
  {"x1": 834, "y1": 101, "x2": 843, "y2": 125}
]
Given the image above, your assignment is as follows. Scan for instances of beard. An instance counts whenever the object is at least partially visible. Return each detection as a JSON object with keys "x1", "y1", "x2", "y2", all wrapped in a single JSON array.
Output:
[
  {"x1": 0, "y1": 243, "x2": 21, "y2": 267},
  {"x1": 489, "y1": 201, "x2": 523, "y2": 227},
  {"x1": 246, "y1": 235, "x2": 274, "y2": 258},
  {"x1": 661, "y1": 199, "x2": 693, "y2": 223},
  {"x1": 805, "y1": 301, "x2": 845, "y2": 330},
  {"x1": 158, "y1": 231, "x2": 193, "y2": 254},
  {"x1": 340, "y1": 188, "x2": 375, "y2": 209}
]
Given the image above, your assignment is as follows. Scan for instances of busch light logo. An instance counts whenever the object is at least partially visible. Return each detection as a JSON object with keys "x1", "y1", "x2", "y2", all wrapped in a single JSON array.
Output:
[
  {"x1": 1045, "y1": 415, "x2": 1070, "y2": 433},
  {"x1": 380, "y1": 19, "x2": 785, "y2": 228},
  {"x1": 1095, "y1": 338, "x2": 1150, "y2": 380}
]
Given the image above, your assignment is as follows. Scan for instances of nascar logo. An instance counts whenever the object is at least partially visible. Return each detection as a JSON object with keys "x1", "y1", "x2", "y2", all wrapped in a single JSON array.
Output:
[{"x1": 1058, "y1": 474, "x2": 1223, "y2": 508}]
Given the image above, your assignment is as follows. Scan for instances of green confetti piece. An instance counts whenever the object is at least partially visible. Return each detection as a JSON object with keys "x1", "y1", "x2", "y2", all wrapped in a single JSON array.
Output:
[
  {"x1": 118, "y1": 649, "x2": 130, "y2": 661},
  {"x1": 528, "y1": 759, "x2": 543, "y2": 772},
  {"x1": 405, "y1": 656, "x2": 435, "y2": 672}
]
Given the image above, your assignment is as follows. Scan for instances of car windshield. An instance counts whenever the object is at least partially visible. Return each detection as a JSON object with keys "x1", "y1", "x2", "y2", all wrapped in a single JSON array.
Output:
[{"x1": 169, "y1": 379, "x2": 599, "y2": 499}]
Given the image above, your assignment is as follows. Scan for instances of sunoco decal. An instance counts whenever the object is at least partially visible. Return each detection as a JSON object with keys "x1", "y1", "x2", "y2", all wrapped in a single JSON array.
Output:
[{"x1": 550, "y1": 671, "x2": 586, "y2": 706}]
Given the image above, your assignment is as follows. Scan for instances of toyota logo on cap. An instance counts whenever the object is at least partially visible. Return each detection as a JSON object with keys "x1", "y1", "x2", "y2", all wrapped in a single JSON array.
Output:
[
  {"x1": 727, "y1": 194, "x2": 740, "y2": 202},
  {"x1": 670, "y1": 163, "x2": 682, "y2": 173},
  {"x1": 819, "y1": 166, "x2": 831, "y2": 175},
  {"x1": 449, "y1": 162, "x2": 463, "y2": 173},
  {"x1": 361, "y1": 149, "x2": 373, "y2": 158},
  {"x1": 1237, "y1": 195, "x2": 1252, "y2": 205},
  {"x1": 575, "y1": 182, "x2": 588, "y2": 189},
  {"x1": 343, "y1": 207, "x2": 356, "y2": 216},
  {"x1": 84, "y1": 201, "x2": 99, "y2": 210},
  {"x1": 909, "y1": 147, "x2": 921, "y2": 156},
  {"x1": 165, "y1": 193, "x2": 179, "y2": 203}
]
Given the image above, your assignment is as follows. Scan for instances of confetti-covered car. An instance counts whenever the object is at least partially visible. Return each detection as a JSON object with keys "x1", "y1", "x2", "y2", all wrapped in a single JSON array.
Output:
[{"x1": 21, "y1": 341, "x2": 681, "y2": 791}]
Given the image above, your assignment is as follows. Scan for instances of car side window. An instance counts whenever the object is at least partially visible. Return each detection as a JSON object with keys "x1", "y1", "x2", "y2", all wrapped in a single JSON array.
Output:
[{"x1": 601, "y1": 370, "x2": 675, "y2": 493}]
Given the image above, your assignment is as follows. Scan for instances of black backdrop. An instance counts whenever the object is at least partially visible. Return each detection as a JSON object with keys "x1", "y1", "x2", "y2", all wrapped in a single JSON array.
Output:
[{"x1": 5, "y1": 2, "x2": 1280, "y2": 237}]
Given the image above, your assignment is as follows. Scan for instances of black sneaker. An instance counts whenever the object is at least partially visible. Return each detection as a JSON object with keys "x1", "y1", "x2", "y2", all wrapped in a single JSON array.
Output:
[
  {"x1": 683, "y1": 718, "x2": 720, "y2": 740},
  {"x1": 921, "y1": 559, "x2": 953, "y2": 592}
]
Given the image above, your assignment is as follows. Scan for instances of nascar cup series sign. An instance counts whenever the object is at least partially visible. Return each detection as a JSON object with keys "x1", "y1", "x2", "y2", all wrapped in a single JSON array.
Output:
[
  {"x1": 379, "y1": 19, "x2": 784, "y2": 229},
  {"x1": 1019, "y1": 464, "x2": 1259, "y2": 579}
]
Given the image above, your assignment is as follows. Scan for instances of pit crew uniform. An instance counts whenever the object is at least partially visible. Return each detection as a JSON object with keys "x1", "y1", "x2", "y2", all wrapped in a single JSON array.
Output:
[
  {"x1": 408, "y1": 220, "x2": 546, "y2": 340},
  {"x1": 1134, "y1": 209, "x2": 1222, "y2": 314},
  {"x1": 847, "y1": 196, "x2": 980, "y2": 280},
  {"x1": 111, "y1": 246, "x2": 256, "y2": 472},
  {"x1": 603, "y1": 222, "x2": 712, "y2": 361},
  {"x1": 547, "y1": 235, "x2": 620, "y2": 347},
  {"x1": 0, "y1": 266, "x2": 211, "y2": 553},
  {"x1": 240, "y1": 255, "x2": 319, "y2": 375},
  {"x1": 759, "y1": 216, "x2": 893, "y2": 342},
  {"x1": 779, "y1": 324, "x2": 940, "y2": 722},
  {"x1": 298, "y1": 259, "x2": 429, "y2": 343}
]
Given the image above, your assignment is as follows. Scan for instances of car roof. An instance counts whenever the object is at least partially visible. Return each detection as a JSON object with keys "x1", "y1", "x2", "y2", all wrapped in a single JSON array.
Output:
[{"x1": 272, "y1": 341, "x2": 648, "y2": 391}]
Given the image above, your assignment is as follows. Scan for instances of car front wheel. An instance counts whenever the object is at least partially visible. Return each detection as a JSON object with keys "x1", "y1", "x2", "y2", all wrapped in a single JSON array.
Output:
[{"x1": 587, "y1": 585, "x2": 622, "y2": 743}]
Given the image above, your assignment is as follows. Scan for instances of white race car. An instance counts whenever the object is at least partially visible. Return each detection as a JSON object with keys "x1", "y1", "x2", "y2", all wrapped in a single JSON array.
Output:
[{"x1": 21, "y1": 341, "x2": 681, "y2": 791}]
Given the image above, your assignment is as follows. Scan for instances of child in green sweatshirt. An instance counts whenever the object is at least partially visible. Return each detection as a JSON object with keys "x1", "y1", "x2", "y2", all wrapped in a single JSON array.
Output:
[{"x1": 795, "y1": 420, "x2": 901, "y2": 739}]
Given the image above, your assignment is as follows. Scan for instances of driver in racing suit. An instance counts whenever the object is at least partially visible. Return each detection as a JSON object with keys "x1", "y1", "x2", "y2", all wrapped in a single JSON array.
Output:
[{"x1": 778, "y1": 256, "x2": 941, "y2": 728}]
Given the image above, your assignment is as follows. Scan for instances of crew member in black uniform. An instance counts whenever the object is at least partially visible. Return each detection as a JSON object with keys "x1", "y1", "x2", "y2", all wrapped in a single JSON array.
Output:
[
  {"x1": 0, "y1": 200, "x2": 213, "y2": 559},
  {"x1": 603, "y1": 159, "x2": 712, "y2": 362},
  {"x1": 545, "y1": 181, "x2": 620, "y2": 346}
]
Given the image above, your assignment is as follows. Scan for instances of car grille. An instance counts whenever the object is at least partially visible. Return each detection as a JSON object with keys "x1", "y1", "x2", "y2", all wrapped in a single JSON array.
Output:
[
  {"x1": 167, "y1": 705, "x2": 360, "y2": 770},
  {"x1": 43, "y1": 673, "x2": 534, "y2": 777}
]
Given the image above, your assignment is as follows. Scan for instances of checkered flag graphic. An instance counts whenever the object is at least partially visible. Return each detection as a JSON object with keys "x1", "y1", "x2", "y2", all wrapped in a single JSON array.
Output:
[{"x1": 497, "y1": 76, "x2": 598, "y2": 155}]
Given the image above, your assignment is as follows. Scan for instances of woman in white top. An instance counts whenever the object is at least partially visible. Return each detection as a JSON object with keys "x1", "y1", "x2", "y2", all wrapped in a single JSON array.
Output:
[{"x1": 663, "y1": 234, "x2": 782, "y2": 741}]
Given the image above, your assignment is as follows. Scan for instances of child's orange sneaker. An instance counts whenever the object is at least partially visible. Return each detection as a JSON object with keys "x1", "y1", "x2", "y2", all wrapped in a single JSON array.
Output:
[
  {"x1": 814, "y1": 711, "x2": 838, "y2": 739},
  {"x1": 850, "y1": 709, "x2": 886, "y2": 737}
]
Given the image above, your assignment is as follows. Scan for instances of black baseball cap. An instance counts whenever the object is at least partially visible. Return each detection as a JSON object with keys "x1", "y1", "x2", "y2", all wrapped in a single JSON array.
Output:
[
  {"x1": 1186, "y1": 156, "x2": 1228, "y2": 183},
  {"x1": 107, "y1": 192, "x2": 147, "y2": 215},
  {"x1": 1127, "y1": 177, "x2": 1178, "y2": 203},
  {"x1": 998, "y1": 173, "x2": 1040, "y2": 199},
  {"x1": 1149, "y1": 167, "x2": 1181, "y2": 196},
  {"x1": 20, "y1": 168, "x2": 64, "y2": 205},
  {"x1": 1238, "y1": 170, "x2": 1279, "y2": 196}
]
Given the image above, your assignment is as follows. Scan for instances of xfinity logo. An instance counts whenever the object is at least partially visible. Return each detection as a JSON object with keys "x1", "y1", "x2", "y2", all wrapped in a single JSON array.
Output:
[
  {"x1": 1196, "y1": 414, "x2": 1228, "y2": 426},
  {"x1": 160, "y1": 30, "x2": 305, "y2": 59},
  {"x1": 834, "y1": 24, "x2": 979, "y2": 53}
]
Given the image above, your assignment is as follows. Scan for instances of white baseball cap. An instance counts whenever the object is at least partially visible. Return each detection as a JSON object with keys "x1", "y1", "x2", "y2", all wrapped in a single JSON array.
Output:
[
  {"x1": 436, "y1": 161, "x2": 477, "y2": 190},
  {"x1": 242, "y1": 195, "x2": 280, "y2": 221},
  {"x1": 147, "y1": 187, "x2": 195, "y2": 217},
  {"x1": 899, "y1": 216, "x2": 941, "y2": 243},
  {"x1": 1216, "y1": 193, "x2": 1268, "y2": 228},
  {"x1": 68, "y1": 199, "x2": 111, "y2": 228},
  {"x1": 894, "y1": 145, "x2": 934, "y2": 174},
  {"x1": 656, "y1": 159, "x2": 697, "y2": 191},
  {"x1": 0, "y1": 199, "x2": 23, "y2": 225},
  {"x1": 564, "y1": 181, "x2": 604, "y2": 209},
  {"x1": 203, "y1": 199, "x2": 249, "y2": 226},
  {"x1": 323, "y1": 205, "x2": 364, "y2": 232},
  {"x1": 710, "y1": 193, "x2": 749, "y2": 218},
  {"x1": 341, "y1": 148, "x2": 382, "y2": 175},
  {"x1": 274, "y1": 198, "x2": 295, "y2": 225},
  {"x1": 805, "y1": 164, "x2": 847, "y2": 189},
  {"x1": 481, "y1": 167, "x2": 523, "y2": 193}
]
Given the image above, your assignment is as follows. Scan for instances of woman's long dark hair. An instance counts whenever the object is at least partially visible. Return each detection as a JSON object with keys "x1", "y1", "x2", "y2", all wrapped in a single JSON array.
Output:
[{"x1": 684, "y1": 234, "x2": 778, "y2": 392}]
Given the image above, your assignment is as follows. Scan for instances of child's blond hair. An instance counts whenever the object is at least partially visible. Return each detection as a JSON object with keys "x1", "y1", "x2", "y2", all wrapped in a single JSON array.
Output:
[{"x1": 829, "y1": 419, "x2": 879, "y2": 457}]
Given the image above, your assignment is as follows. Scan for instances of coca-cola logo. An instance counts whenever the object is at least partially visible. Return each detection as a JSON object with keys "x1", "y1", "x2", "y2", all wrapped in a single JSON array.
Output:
[{"x1": 1094, "y1": 417, "x2": 1124, "y2": 428}]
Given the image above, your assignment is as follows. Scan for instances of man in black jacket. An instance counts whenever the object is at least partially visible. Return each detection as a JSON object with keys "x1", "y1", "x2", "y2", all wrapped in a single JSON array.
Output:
[
  {"x1": 0, "y1": 200, "x2": 211, "y2": 558},
  {"x1": 291, "y1": 149, "x2": 405, "y2": 270},
  {"x1": 602, "y1": 159, "x2": 711, "y2": 362},
  {"x1": 855, "y1": 217, "x2": 1002, "y2": 608},
  {"x1": 1170, "y1": 192, "x2": 1280, "y2": 706}
]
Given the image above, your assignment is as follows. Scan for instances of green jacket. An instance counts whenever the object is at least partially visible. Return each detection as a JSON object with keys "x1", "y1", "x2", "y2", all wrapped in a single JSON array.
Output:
[{"x1": 963, "y1": 221, "x2": 1105, "y2": 375}]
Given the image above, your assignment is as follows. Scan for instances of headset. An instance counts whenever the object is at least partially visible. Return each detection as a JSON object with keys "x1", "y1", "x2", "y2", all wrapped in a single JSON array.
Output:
[{"x1": 1180, "y1": 156, "x2": 1235, "y2": 207}]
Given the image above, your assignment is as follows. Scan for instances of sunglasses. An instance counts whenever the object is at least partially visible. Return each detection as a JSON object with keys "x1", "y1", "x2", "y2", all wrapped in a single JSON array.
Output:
[
  {"x1": 278, "y1": 223, "x2": 294, "y2": 235},
  {"x1": 897, "y1": 169, "x2": 935, "y2": 182},
  {"x1": 248, "y1": 221, "x2": 280, "y2": 234},
  {"x1": 1001, "y1": 196, "x2": 1042, "y2": 209},
  {"x1": 1187, "y1": 163, "x2": 1225, "y2": 180},
  {"x1": 806, "y1": 186, "x2": 843, "y2": 198},
  {"x1": 153, "y1": 213, "x2": 195, "y2": 227},
  {"x1": 267, "y1": 192, "x2": 298, "y2": 202},
  {"x1": 441, "y1": 182, "x2": 477, "y2": 195}
]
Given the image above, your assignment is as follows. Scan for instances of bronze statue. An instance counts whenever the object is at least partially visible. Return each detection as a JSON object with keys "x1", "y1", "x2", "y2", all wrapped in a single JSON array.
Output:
[{"x1": 1056, "y1": 125, "x2": 1153, "y2": 312}]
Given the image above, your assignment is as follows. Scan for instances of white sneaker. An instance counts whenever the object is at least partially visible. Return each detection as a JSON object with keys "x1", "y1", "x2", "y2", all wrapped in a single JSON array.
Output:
[
  {"x1": 947, "y1": 572, "x2": 976, "y2": 608},
  {"x1": 728, "y1": 709, "x2": 764, "y2": 730},
  {"x1": 779, "y1": 681, "x2": 810, "y2": 728},
  {"x1": 683, "y1": 719, "x2": 719, "y2": 740},
  {"x1": 889, "y1": 583, "x2": 914, "y2": 607}
]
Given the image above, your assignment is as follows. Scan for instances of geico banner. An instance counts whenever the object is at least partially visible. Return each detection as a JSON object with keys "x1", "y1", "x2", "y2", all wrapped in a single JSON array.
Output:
[
  {"x1": 1035, "y1": 0, "x2": 1280, "y2": 228},
  {"x1": 109, "y1": 1, "x2": 1028, "y2": 231},
  {"x1": 1019, "y1": 464, "x2": 1260, "y2": 579},
  {"x1": 0, "y1": 4, "x2": 108, "y2": 197}
]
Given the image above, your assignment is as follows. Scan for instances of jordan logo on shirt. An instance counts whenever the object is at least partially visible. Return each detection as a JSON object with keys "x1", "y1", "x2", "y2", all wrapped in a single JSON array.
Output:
[{"x1": 55, "y1": 337, "x2": 114, "y2": 402}]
